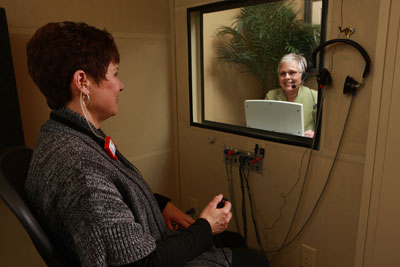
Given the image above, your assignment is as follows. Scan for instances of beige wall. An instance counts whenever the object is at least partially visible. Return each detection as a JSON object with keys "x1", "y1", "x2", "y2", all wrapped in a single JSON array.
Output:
[
  {"x1": 355, "y1": 0, "x2": 400, "y2": 266},
  {"x1": 175, "y1": 1, "x2": 379, "y2": 267},
  {"x1": 202, "y1": 8, "x2": 261, "y2": 126},
  {"x1": 0, "y1": 0, "x2": 175, "y2": 266}
]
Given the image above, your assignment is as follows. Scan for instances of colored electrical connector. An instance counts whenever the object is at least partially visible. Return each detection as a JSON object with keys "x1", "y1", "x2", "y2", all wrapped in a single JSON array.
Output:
[{"x1": 223, "y1": 146, "x2": 264, "y2": 175}]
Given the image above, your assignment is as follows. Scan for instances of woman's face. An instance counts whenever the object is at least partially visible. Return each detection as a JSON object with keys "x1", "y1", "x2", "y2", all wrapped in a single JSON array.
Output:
[
  {"x1": 88, "y1": 62, "x2": 124, "y2": 123},
  {"x1": 278, "y1": 61, "x2": 302, "y2": 95}
]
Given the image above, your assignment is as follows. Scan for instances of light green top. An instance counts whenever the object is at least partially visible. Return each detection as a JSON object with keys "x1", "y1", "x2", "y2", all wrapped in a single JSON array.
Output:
[{"x1": 266, "y1": 85, "x2": 318, "y2": 132}]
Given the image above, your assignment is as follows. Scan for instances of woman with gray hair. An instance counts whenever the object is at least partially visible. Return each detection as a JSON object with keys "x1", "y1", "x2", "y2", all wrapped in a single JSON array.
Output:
[{"x1": 266, "y1": 53, "x2": 318, "y2": 138}]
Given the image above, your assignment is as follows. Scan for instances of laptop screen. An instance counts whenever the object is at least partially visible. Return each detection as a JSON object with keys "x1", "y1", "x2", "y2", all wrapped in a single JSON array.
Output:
[{"x1": 244, "y1": 100, "x2": 305, "y2": 136}]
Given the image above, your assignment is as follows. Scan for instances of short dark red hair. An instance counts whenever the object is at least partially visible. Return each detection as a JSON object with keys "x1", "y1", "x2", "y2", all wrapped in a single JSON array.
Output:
[{"x1": 26, "y1": 21, "x2": 120, "y2": 109}]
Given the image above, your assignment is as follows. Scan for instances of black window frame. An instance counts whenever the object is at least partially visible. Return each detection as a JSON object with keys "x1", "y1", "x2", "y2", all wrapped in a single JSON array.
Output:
[{"x1": 187, "y1": 0, "x2": 328, "y2": 148}]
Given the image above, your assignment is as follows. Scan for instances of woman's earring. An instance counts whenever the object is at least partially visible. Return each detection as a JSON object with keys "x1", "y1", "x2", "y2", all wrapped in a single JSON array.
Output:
[{"x1": 81, "y1": 82, "x2": 90, "y2": 106}]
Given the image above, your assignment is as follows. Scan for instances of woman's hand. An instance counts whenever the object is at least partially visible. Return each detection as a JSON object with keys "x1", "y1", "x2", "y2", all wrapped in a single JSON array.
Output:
[
  {"x1": 199, "y1": 194, "x2": 232, "y2": 235},
  {"x1": 162, "y1": 202, "x2": 195, "y2": 230},
  {"x1": 304, "y1": 130, "x2": 315, "y2": 138}
]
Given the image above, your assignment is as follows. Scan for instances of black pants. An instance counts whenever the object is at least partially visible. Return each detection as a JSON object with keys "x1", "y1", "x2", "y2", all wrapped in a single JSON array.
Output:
[{"x1": 214, "y1": 231, "x2": 269, "y2": 267}]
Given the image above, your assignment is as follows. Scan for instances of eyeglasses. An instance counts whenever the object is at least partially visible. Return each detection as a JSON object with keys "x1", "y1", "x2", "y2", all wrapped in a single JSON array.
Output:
[{"x1": 279, "y1": 71, "x2": 300, "y2": 77}]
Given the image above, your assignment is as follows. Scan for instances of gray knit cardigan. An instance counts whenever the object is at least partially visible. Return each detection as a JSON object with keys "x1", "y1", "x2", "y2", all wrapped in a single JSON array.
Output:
[{"x1": 25, "y1": 108, "x2": 231, "y2": 267}]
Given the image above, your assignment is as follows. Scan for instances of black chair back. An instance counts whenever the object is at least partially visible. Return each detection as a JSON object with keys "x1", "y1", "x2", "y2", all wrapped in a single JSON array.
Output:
[{"x1": 0, "y1": 146, "x2": 76, "y2": 267}]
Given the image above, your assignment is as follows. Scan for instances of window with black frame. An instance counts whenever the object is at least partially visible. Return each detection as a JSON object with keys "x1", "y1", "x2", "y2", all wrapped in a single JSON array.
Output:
[{"x1": 187, "y1": 0, "x2": 328, "y2": 148}]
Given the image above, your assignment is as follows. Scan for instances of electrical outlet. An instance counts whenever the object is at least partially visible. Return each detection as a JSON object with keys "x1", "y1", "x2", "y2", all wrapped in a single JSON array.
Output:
[{"x1": 300, "y1": 244, "x2": 316, "y2": 267}]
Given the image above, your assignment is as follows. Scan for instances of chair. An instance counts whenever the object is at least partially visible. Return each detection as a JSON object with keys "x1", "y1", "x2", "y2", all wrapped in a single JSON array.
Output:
[{"x1": 0, "y1": 145, "x2": 76, "y2": 267}]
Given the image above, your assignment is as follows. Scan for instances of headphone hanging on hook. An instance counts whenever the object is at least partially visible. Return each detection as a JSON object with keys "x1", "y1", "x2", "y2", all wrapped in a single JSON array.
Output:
[{"x1": 312, "y1": 38, "x2": 371, "y2": 95}]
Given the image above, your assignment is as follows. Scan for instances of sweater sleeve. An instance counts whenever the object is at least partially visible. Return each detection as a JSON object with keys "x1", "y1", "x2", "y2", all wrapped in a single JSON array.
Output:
[
  {"x1": 120, "y1": 218, "x2": 213, "y2": 267},
  {"x1": 154, "y1": 193, "x2": 171, "y2": 212},
  {"x1": 66, "y1": 172, "x2": 158, "y2": 267}
]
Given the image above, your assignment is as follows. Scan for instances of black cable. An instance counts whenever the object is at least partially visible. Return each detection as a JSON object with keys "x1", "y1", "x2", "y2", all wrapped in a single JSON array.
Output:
[
  {"x1": 265, "y1": 148, "x2": 308, "y2": 231},
  {"x1": 268, "y1": 87, "x2": 327, "y2": 261},
  {"x1": 329, "y1": 0, "x2": 345, "y2": 71},
  {"x1": 225, "y1": 153, "x2": 264, "y2": 252},
  {"x1": 242, "y1": 163, "x2": 263, "y2": 250},
  {"x1": 269, "y1": 92, "x2": 353, "y2": 256},
  {"x1": 239, "y1": 156, "x2": 248, "y2": 242},
  {"x1": 340, "y1": 0, "x2": 344, "y2": 31},
  {"x1": 225, "y1": 160, "x2": 240, "y2": 232},
  {"x1": 281, "y1": 93, "x2": 354, "y2": 248}
]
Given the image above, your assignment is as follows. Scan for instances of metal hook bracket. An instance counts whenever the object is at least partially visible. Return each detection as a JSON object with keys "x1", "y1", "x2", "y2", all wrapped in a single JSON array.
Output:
[{"x1": 339, "y1": 27, "x2": 355, "y2": 39}]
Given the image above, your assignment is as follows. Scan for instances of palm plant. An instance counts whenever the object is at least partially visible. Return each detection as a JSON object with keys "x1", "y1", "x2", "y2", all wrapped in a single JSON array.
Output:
[{"x1": 214, "y1": 0, "x2": 320, "y2": 95}]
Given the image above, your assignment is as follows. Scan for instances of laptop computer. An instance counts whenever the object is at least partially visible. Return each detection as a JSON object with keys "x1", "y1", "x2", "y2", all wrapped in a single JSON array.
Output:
[{"x1": 244, "y1": 100, "x2": 304, "y2": 136}]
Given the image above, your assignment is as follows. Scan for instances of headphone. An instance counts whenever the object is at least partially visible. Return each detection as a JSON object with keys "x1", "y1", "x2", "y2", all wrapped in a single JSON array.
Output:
[
  {"x1": 311, "y1": 38, "x2": 371, "y2": 94},
  {"x1": 289, "y1": 70, "x2": 316, "y2": 110},
  {"x1": 301, "y1": 72, "x2": 307, "y2": 82}
]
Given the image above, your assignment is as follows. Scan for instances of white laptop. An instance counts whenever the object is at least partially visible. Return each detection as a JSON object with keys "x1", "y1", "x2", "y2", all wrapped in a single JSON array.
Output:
[{"x1": 244, "y1": 100, "x2": 304, "y2": 136}]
